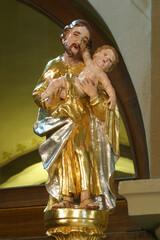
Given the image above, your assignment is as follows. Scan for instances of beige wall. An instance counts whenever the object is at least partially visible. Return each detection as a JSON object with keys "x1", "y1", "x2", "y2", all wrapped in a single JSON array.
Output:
[{"x1": 88, "y1": 0, "x2": 151, "y2": 164}]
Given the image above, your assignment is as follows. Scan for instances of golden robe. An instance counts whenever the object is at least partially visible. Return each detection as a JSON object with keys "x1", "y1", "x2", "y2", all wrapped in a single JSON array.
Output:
[{"x1": 33, "y1": 56, "x2": 120, "y2": 211}]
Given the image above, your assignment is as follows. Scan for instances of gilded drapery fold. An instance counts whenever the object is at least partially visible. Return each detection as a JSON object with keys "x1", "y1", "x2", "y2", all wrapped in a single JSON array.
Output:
[{"x1": 33, "y1": 56, "x2": 119, "y2": 211}]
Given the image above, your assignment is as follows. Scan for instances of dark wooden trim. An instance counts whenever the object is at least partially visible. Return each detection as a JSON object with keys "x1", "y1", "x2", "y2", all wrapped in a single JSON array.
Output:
[
  {"x1": 17, "y1": 0, "x2": 149, "y2": 179},
  {"x1": 0, "y1": 180, "x2": 125, "y2": 209},
  {"x1": 2, "y1": 238, "x2": 49, "y2": 240},
  {"x1": 104, "y1": 231, "x2": 154, "y2": 240},
  {"x1": 0, "y1": 178, "x2": 132, "y2": 209},
  {"x1": 0, "y1": 231, "x2": 154, "y2": 240},
  {"x1": 0, "y1": 200, "x2": 142, "y2": 238},
  {"x1": 0, "y1": 185, "x2": 48, "y2": 209},
  {"x1": 0, "y1": 206, "x2": 46, "y2": 238}
]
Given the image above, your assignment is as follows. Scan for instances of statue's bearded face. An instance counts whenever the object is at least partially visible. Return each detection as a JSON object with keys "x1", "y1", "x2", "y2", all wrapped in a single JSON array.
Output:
[{"x1": 62, "y1": 26, "x2": 90, "y2": 59}]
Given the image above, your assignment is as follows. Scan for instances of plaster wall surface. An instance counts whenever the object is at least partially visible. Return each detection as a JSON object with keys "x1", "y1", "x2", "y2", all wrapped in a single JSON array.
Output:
[{"x1": 88, "y1": 0, "x2": 151, "y2": 159}]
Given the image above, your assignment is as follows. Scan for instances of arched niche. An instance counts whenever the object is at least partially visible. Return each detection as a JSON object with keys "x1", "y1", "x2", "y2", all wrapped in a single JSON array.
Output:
[{"x1": 19, "y1": 0, "x2": 149, "y2": 179}]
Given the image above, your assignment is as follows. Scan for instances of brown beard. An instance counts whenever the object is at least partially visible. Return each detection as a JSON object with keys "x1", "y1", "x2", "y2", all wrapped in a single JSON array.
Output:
[{"x1": 64, "y1": 43, "x2": 82, "y2": 60}]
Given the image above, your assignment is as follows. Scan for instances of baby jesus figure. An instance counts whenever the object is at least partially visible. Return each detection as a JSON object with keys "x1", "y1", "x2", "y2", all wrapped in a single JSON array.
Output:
[{"x1": 41, "y1": 45, "x2": 118, "y2": 109}]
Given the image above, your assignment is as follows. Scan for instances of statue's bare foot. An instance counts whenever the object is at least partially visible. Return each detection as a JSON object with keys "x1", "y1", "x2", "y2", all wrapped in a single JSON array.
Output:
[
  {"x1": 52, "y1": 196, "x2": 74, "y2": 209},
  {"x1": 79, "y1": 198, "x2": 99, "y2": 210}
]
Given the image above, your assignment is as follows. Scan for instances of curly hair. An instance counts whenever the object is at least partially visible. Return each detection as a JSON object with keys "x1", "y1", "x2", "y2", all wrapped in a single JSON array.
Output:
[{"x1": 60, "y1": 19, "x2": 92, "y2": 49}]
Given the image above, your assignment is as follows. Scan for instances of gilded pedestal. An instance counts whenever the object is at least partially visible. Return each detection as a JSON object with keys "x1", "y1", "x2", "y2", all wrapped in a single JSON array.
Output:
[{"x1": 44, "y1": 209, "x2": 109, "y2": 239}]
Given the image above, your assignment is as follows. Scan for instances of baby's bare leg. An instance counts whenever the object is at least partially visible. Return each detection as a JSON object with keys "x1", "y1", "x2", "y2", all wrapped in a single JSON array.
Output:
[
  {"x1": 99, "y1": 72, "x2": 116, "y2": 109},
  {"x1": 41, "y1": 77, "x2": 65, "y2": 99},
  {"x1": 41, "y1": 80, "x2": 59, "y2": 99}
]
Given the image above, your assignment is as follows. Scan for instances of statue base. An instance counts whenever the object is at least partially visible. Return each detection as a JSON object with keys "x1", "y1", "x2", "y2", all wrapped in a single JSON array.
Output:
[{"x1": 44, "y1": 209, "x2": 109, "y2": 239}]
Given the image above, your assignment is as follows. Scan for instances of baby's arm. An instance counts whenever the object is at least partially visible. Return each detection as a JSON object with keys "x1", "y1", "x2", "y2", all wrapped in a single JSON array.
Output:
[
  {"x1": 79, "y1": 49, "x2": 97, "y2": 84},
  {"x1": 99, "y1": 72, "x2": 116, "y2": 109},
  {"x1": 82, "y1": 48, "x2": 93, "y2": 66}
]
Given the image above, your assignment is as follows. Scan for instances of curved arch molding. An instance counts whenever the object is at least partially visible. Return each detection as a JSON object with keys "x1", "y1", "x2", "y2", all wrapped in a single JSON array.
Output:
[{"x1": 19, "y1": 0, "x2": 149, "y2": 178}]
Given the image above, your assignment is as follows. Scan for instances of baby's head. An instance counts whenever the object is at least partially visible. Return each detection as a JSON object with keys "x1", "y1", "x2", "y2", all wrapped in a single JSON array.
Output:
[{"x1": 93, "y1": 45, "x2": 119, "y2": 72}]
